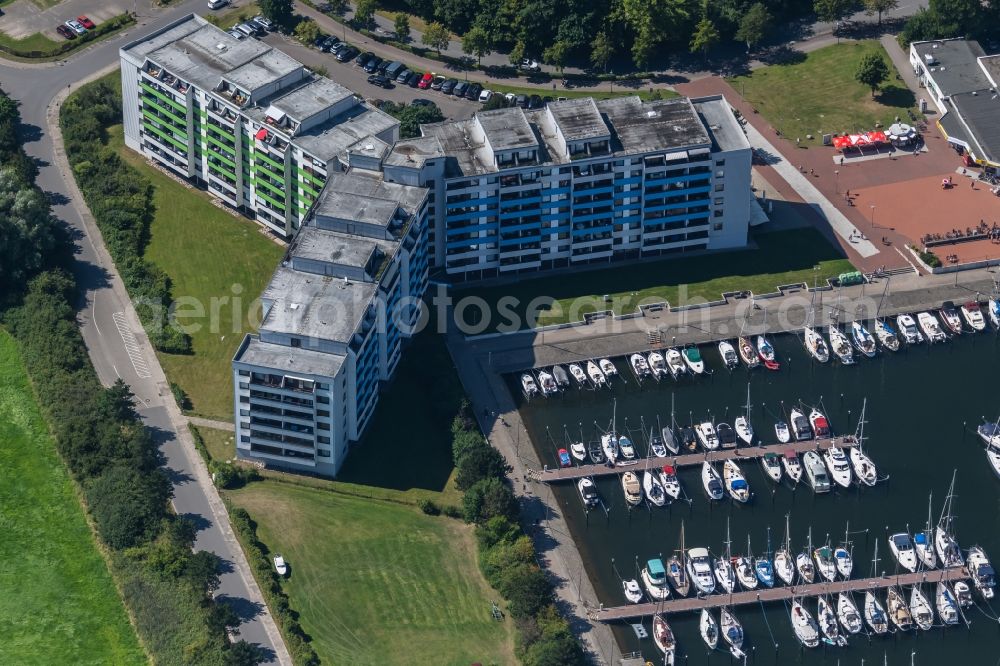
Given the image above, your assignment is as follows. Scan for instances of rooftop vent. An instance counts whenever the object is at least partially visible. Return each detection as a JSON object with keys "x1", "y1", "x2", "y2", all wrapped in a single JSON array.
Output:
[
  {"x1": 364, "y1": 143, "x2": 374, "y2": 151},
  {"x1": 216, "y1": 43, "x2": 227, "y2": 51},
  {"x1": 289, "y1": 303, "x2": 300, "y2": 310},
  {"x1": 646, "y1": 110, "x2": 658, "y2": 118}
]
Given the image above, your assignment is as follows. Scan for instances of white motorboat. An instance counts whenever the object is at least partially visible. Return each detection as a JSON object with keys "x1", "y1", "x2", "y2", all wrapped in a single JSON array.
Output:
[
  {"x1": 694, "y1": 421, "x2": 719, "y2": 450},
  {"x1": 723, "y1": 460, "x2": 751, "y2": 503},
  {"x1": 621, "y1": 471, "x2": 642, "y2": 506},
  {"x1": 939, "y1": 306, "x2": 963, "y2": 335},
  {"x1": 618, "y1": 435, "x2": 636, "y2": 461},
  {"x1": 716, "y1": 422, "x2": 738, "y2": 449},
  {"x1": 737, "y1": 336, "x2": 759, "y2": 368},
  {"x1": 775, "y1": 420, "x2": 791, "y2": 443},
  {"x1": 658, "y1": 465, "x2": 681, "y2": 500},
  {"x1": 834, "y1": 546, "x2": 853, "y2": 579},
  {"x1": 629, "y1": 353, "x2": 651, "y2": 379},
  {"x1": 909, "y1": 585, "x2": 934, "y2": 631},
  {"x1": 569, "y1": 363, "x2": 588, "y2": 386},
  {"x1": 679, "y1": 426, "x2": 698, "y2": 453},
  {"x1": 987, "y1": 445, "x2": 1000, "y2": 479},
  {"x1": 889, "y1": 532, "x2": 918, "y2": 572},
  {"x1": 521, "y1": 373, "x2": 539, "y2": 397},
  {"x1": 686, "y1": 547, "x2": 716, "y2": 595},
  {"x1": 577, "y1": 477, "x2": 600, "y2": 509},
  {"x1": 874, "y1": 318, "x2": 901, "y2": 351},
  {"x1": 828, "y1": 326, "x2": 855, "y2": 364},
  {"x1": 864, "y1": 590, "x2": 889, "y2": 635},
  {"x1": 732, "y1": 553, "x2": 757, "y2": 591},
  {"x1": 803, "y1": 326, "x2": 830, "y2": 362},
  {"x1": 850, "y1": 321, "x2": 877, "y2": 357},
  {"x1": 968, "y1": 546, "x2": 996, "y2": 599},
  {"x1": 803, "y1": 451, "x2": 831, "y2": 493},
  {"x1": 837, "y1": 592, "x2": 863, "y2": 634},
  {"x1": 886, "y1": 587, "x2": 913, "y2": 631},
  {"x1": 682, "y1": 346, "x2": 705, "y2": 374},
  {"x1": 661, "y1": 425, "x2": 679, "y2": 455},
  {"x1": 599, "y1": 358, "x2": 617, "y2": 378},
  {"x1": 756, "y1": 335, "x2": 780, "y2": 370},
  {"x1": 817, "y1": 595, "x2": 846, "y2": 646},
  {"x1": 734, "y1": 416, "x2": 753, "y2": 445},
  {"x1": 652, "y1": 614, "x2": 676, "y2": 664},
  {"x1": 600, "y1": 432, "x2": 618, "y2": 463},
  {"x1": 979, "y1": 422, "x2": 1000, "y2": 447},
  {"x1": 720, "y1": 607, "x2": 746, "y2": 659},
  {"x1": 622, "y1": 578, "x2": 643, "y2": 604},
  {"x1": 273, "y1": 554, "x2": 287, "y2": 576},
  {"x1": 917, "y1": 311, "x2": 947, "y2": 342},
  {"x1": 665, "y1": 348, "x2": 687, "y2": 378},
  {"x1": 641, "y1": 558, "x2": 671, "y2": 601},
  {"x1": 849, "y1": 447, "x2": 877, "y2": 486},
  {"x1": 813, "y1": 546, "x2": 837, "y2": 583},
  {"x1": 936, "y1": 581, "x2": 960, "y2": 625},
  {"x1": 537, "y1": 370, "x2": 558, "y2": 396},
  {"x1": 790, "y1": 408, "x2": 813, "y2": 440},
  {"x1": 961, "y1": 301, "x2": 987, "y2": 331},
  {"x1": 551, "y1": 365, "x2": 570, "y2": 389},
  {"x1": 701, "y1": 461, "x2": 724, "y2": 500},
  {"x1": 569, "y1": 441, "x2": 587, "y2": 462},
  {"x1": 790, "y1": 599, "x2": 820, "y2": 648},
  {"x1": 782, "y1": 451, "x2": 803, "y2": 485},
  {"x1": 699, "y1": 609, "x2": 719, "y2": 649},
  {"x1": 642, "y1": 469, "x2": 667, "y2": 507},
  {"x1": 809, "y1": 409, "x2": 831, "y2": 438},
  {"x1": 823, "y1": 445, "x2": 853, "y2": 488},
  {"x1": 649, "y1": 432, "x2": 668, "y2": 458},
  {"x1": 714, "y1": 554, "x2": 736, "y2": 594},
  {"x1": 718, "y1": 340, "x2": 739, "y2": 369},
  {"x1": 896, "y1": 313, "x2": 923, "y2": 344},
  {"x1": 761, "y1": 452, "x2": 783, "y2": 483},
  {"x1": 647, "y1": 351, "x2": 668, "y2": 379},
  {"x1": 954, "y1": 580, "x2": 974, "y2": 608},
  {"x1": 989, "y1": 298, "x2": 1000, "y2": 329},
  {"x1": 586, "y1": 360, "x2": 606, "y2": 387}
]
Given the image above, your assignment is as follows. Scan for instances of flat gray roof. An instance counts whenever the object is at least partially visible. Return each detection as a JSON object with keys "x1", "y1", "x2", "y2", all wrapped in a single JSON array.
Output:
[
  {"x1": 270, "y1": 77, "x2": 353, "y2": 123},
  {"x1": 979, "y1": 55, "x2": 1000, "y2": 88},
  {"x1": 294, "y1": 104, "x2": 397, "y2": 162},
  {"x1": 224, "y1": 49, "x2": 301, "y2": 93},
  {"x1": 347, "y1": 135, "x2": 390, "y2": 161},
  {"x1": 692, "y1": 96, "x2": 751, "y2": 152},
  {"x1": 597, "y1": 96, "x2": 711, "y2": 154},
  {"x1": 913, "y1": 39, "x2": 989, "y2": 96},
  {"x1": 477, "y1": 108, "x2": 538, "y2": 151},
  {"x1": 292, "y1": 225, "x2": 397, "y2": 270},
  {"x1": 548, "y1": 98, "x2": 609, "y2": 142},
  {"x1": 383, "y1": 136, "x2": 444, "y2": 167},
  {"x1": 261, "y1": 266, "x2": 377, "y2": 342},
  {"x1": 420, "y1": 118, "x2": 488, "y2": 176},
  {"x1": 314, "y1": 189, "x2": 398, "y2": 228},
  {"x1": 949, "y1": 91, "x2": 1000, "y2": 164},
  {"x1": 325, "y1": 170, "x2": 428, "y2": 215},
  {"x1": 236, "y1": 335, "x2": 344, "y2": 378}
]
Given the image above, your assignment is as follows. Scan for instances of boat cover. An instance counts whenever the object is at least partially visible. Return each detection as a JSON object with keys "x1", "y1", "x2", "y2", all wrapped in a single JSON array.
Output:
[
  {"x1": 785, "y1": 450, "x2": 798, "y2": 459},
  {"x1": 731, "y1": 480, "x2": 748, "y2": 491},
  {"x1": 914, "y1": 533, "x2": 927, "y2": 545},
  {"x1": 663, "y1": 465, "x2": 675, "y2": 474},
  {"x1": 647, "y1": 559, "x2": 666, "y2": 577}
]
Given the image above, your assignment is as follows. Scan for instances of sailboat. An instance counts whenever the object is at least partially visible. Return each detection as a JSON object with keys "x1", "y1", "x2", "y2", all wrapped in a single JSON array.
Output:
[
  {"x1": 755, "y1": 530, "x2": 775, "y2": 588},
  {"x1": 774, "y1": 515, "x2": 796, "y2": 586},
  {"x1": 813, "y1": 541, "x2": 837, "y2": 583},
  {"x1": 694, "y1": 421, "x2": 719, "y2": 450},
  {"x1": 701, "y1": 461, "x2": 724, "y2": 500},
  {"x1": 803, "y1": 326, "x2": 830, "y2": 362},
  {"x1": 850, "y1": 321, "x2": 877, "y2": 358},
  {"x1": 915, "y1": 493, "x2": 937, "y2": 570},
  {"x1": 699, "y1": 609, "x2": 719, "y2": 649},
  {"x1": 720, "y1": 607, "x2": 746, "y2": 659},
  {"x1": 817, "y1": 595, "x2": 846, "y2": 646},
  {"x1": 714, "y1": 520, "x2": 736, "y2": 594},
  {"x1": 849, "y1": 398, "x2": 877, "y2": 486},
  {"x1": 864, "y1": 541, "x2": 889, "y2": 635},
  {"x1": 723, "y1": 460, "x2": 751, "y2": 503},
  {"x1": 737, "y1": 336, "x2": 759, "y2": 368},
  {"x1": 652, "y1": 614, "x2": 676, "y2": 665},
  {"x1": 757, "y1": 333, "x2": 779, "y2": 370},
  {"x1": 790, "y1": 599, "x2": 820, "y2": 648},
  {"x1": 718, "y1": 339, "x2": 739, "y2": 369},
  {"x1": 837, "y1": 592, "x2": 863, "y2": 635},
  {"x1": 935, "y1": 470, "x2": 964, "y2": 568},
  {"x1": 667, "y1": 523, "x2": 691, "y2": 597},
  {"x1": 796, "y1": 528, "x2": 816, "y2": 583},
  {"x1": 642, "y1": 468, "x2": 667, "y2": 507},
  {"x1": 732, "y1": 536, "x2": 758, "y2": 591},
  {"x1": 936, "y1": 581, "x2": 961, "y2": 626},
  {"x1": 649, "y1": 428, "x2": 668, "y2": 458},
  {"x1": 874, "y1": 318, "x2": 901, "y2": 351},
  {"x1": 828, "y1": 326, "x2": 855, "y2": 364},
  {"x1": 886, "y1": 586, "x2": 913, "y2": 631},
  {"x1": 834, "y1": 523, "x2": 853, "y2": 579},
  {"x1": 909, "y1": 585, "x2": 934, "y2": 631},
  {"x1": 734, "y1": 383, "x2": 754, "y2": 445}
]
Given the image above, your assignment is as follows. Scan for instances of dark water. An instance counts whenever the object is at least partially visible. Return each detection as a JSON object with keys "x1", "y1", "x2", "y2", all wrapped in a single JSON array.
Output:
[{"x1": 513, "y1": 332, "x2": 1000, "y2": 665}]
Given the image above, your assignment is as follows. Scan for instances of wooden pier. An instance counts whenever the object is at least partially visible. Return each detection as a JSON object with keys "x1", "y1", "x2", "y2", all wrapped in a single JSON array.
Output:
[
  {"x1": 590, "y1": 567, "x2": 970, "y2": 621},
  {"x1": 538, "y1": 436, "x2": 858, "y2": 482}
]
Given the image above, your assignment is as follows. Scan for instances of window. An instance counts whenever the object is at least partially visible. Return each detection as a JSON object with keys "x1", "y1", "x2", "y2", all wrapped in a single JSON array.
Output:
[
  {"x1": 317, "y1": 409, "x2": 330, "y2": 417},
  {"x1": 713, "y1": 197, "x2": 724, "y2": 206},
  {"x1": 241, "y1": 435, "x2": 250, "y2": 443},
  {"x1": 239, "y1": 370, "x2": 250, "y2": 376},
  {"x1": 316, "y1": 382, "x2": 329, "y2": 390},
  {"x1": 239, "y1": 382, "x2": 249, "y2": 390},
  {"x1": 715, "y1": 159, "x2": 725, "y2": 167},
  {"x1": 713, "y1": 222, "x2": 723, "y2": 230},
  {"x1": 317, "y1": 449, "x2": 331, "y2": 457},
  {"x1": 317, "y1": 435, "x2": 331, "y2": 444},
  {"x1": 240, "y1": 409, "x2": 250, "y2": 416},
  {"x1": 714, "y1": 210, "x2": 724, "y2": 218},
  {"x1": 240, "y1": 395, "x2": 249, "y2": 404},
  {"x1": 317, "y1": 422, "x2": 330, "y2": 430},
  {"x1": 290, "y1": 337, "x2": 301, "y2": 348},
  {"x1": 316, "y1": 395, "x2": 329, "y2": 404},
  {"x1": 716, "y1": 170, "x2": 725, "y2": 178},
  {"x1": 714, "y1": 183, "x2": 725, "y2": 192}
]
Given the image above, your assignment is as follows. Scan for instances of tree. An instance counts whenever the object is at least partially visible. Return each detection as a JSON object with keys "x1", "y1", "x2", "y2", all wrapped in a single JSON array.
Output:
[
  {"x1": 475, "y1": 515, "x2": 522, "y2": 550},
  {"x1": 814, "y1": 0, "x2": 855, "y2": 41},
  {"x1": 735, "y1": 3, "x2": 771, "y2": 52},
  {"x1": 930, "y1": 0, "x2": 980, "y2": 35},
  {"x1": 258, "y1": 0, "x2": 292, "y2": 25},
  {"x1": 863, "y1": 0, "x2": 899, "y2": 26},
  {"x1": 421, "y1": 21, "x2": 451, "y2": 54},
  {"x1": 86, "y1": 465, "x2": 171, "y2": 549},
  {"x1": 354, "y1": 0, "x2": 377, "y2": 28},
  {"x1": 455, "y1": 443, "x2": 511, "y2": 490},
  {"x1": 689, "y1": 17, "x2": 720, "y2": 59},
  {"x1": 293, "y1": 18, "x2": 320, "y2": 45},
  {"x1": 508, "y1": 40, "x2": 526, "y2": 67},
  {"x1": 498, "y1": 563, "x2": 552, "y2": 618},
  {"x1": 542, "y1": 40, "x2": 570, "y2": 75},
  {"x1": 855, "y1": 52, "x2": 889, "y2": 97},
  {"x1": 393, "y1": 13, "x2": 411, "y2": 42},
  {"x1": 622, "y1": 0, "x2": 697, "y2": 68},
  {"x1": 461, "y1": 25, "x2": 493, "y2": 66},
  {"x1": 224, "y1": 641, "x2": 266, "y2": 666},
  {"x1": 462, "y1": 477, "x2": 519, "y2": 524},
  {"x1": 590, "y1": 31, "x2": 614, "y2": 72},
  {"x1": 382, "y1": 101, "x2": 445, "y2": 138}
]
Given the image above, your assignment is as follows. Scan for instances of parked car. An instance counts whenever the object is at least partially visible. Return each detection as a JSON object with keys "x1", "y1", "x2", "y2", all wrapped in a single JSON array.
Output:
[
  {"x1": 235, "y1": 23, "x2": 258, "y2": 38},
  {"x1": 252, "y1": 15, "x2": 273, "y2": 30},
  {"x1": 207, "y1": 0, "x2": 229, "y2": 9},
  {"x1": 504, "y1": 92, "x2": 516, "y2": 105},
  {"x1": 55, "y1": 24, "x2": 76, "y2": 39},
  {"x1": 329, "y1": 41, "x2": 348, "y2": 55},
  {"x1": 65, "y1": 19, "x2": 87, "y2": 35},
  {"x1": 249, "y1": 17, "x2": 270, "y2": 33},
  {"x1": 430, "y1": 75, "x2": 447, "y2": 90},
  {"x1": 519, "y1": 58, "x2": 541, "y2": 72},
  {"x1": 515, "y1": 94, "x2": 528, "y2": 108},
  {"x1": 376, "y1": 60, "x2": 391, "y2": 74},
  {"x1": 227, "y1": 29, "x2": 246, "y2": 40},
  {"x1": 367, "y1": 74, "x2": 391, "y2": 88},
  {"x1": 374, "y1": 27, "x2": 397, "y2": 40},
  {"x1": 417, "y1": 72, "x2": 434, "y2": 89},
  {"x1": 440, "y1": 78, "x2": 458, "y2": 94},
  {"x1": 336, "y1": 46, "x2": 358, "y2": 62},
  {"x1": 355, "y1": 51, "x2": 374, "y2": 66},
  {"x1": 465, "y1": 83, "x2": 482, "y2": 100},
  {"x1": 314, "y1": 35, "x2": 328, "y2": 49},
  {"x1": 453, "y1": 81, "x2": 469, "y2": 97},
  {"x1": 411, "y1": 98, "x2": 434, "y2": 107},
  {"x1": 528, "y1": 94, "x2": 543, "y2": 109},
  {"x1": 383, "y1": 61, "x2": 406, "y2": 80},
  {"x1": 364, "y1": 56, "x2": 383, "y2": 73},
  {"x1": 478, "y1": 89, "x2": 493, "y2": 103},
  {"x1": 76, "y1": 15, "x2": 95, "y2": 30}
]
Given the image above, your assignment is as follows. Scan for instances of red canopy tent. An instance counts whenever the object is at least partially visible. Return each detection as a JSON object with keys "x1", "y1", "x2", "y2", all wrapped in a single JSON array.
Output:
[{"x1": 832, "y1": 131, "x2": 888, "y2": 152}]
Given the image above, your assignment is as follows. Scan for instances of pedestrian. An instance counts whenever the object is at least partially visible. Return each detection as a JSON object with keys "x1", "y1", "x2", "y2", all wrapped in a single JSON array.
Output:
[
  {"x1": 797, "y1": 137, "x2": 801, "y2": 146},
  {"x1": 846, "y1": 189, "x2": 850, "y2": 198},
  {"x1": 971, "y1": 180, "x2": 975, "y2": 190},
  {"x1": 840, "y1": 156, "x2": 845, "y2": 166},
  {"x1": 810, "y1": 168, "x2": 815, "y2": 176}
]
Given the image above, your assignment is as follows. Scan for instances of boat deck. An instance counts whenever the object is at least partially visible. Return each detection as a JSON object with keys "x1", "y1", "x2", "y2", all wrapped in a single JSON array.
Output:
[
  {"x1": 538, "y1": 436, "x2": 857, "y2": 482},
  {"x1": 590, "y1": 567, "x2": 969, "y2": 621}
]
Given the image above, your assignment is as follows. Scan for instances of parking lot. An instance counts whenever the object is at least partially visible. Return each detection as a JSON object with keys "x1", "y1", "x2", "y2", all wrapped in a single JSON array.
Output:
[{"x1": 0, "y1": 0, "x2": 129, "y2": 40}]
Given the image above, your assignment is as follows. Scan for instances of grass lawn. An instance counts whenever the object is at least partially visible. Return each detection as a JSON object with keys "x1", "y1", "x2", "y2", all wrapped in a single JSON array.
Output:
[
  {"x1": 228, "y1": 481, "x2": 516, "y2": 666},
  {"x1": 196, "y1": 424, "x2": 237, "y2": 463},
  {"x1": 728, "y1": 41, "x2": 917, "y2": 143},
  {"x1": 106, "y1": 122, "x2": 284, "y2": 421},
  {"x1": 0, "y1": 330, "x2": 145, "y2": 664},
  {"x1": 0, "y1": 29, "x2": 61, "y2": 53},
  {"x1": 457, "y1": 228, "x2": 855, "y2": 329}
]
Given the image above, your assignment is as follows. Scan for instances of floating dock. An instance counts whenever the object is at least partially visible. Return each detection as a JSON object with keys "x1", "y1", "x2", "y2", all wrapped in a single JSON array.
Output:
[
  {"x1": 538, "y1": 436, "x2": 858, "y2": 482},
  {"x1": 590, "y1": 567, "x2": 970, "y2": 621}
]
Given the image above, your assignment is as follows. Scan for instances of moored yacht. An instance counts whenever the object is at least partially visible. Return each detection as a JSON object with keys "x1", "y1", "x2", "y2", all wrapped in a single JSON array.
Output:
[
  {"x1": 823, "y1": 445, "x2": 853, "y2": 488},
  {"x1": 569, "y1": 440, "x2": 587, "y2": 462},
  {"x1": 896, "y1": 313, "x2": 923, "y2": 344},
  {"x1": 774, "y1": 420, "x2": 791, "y2": 443},
  {"x1": 521, "y1": 373, "x2": 539, "y2": 397},
  {"x1": 850, "y1": 321, "x2": 877, "y2": 357},
  {"x1": 621, "y1": 471, "x2": 642, "y2": 506},
  {"x1": 809, "y1": 409, "x2": 831, "y2": 438},
  {"x1": 761, "y1": 452, "x2": 783, "y2": 483},
  {"x1": 790, "y1": 408, "x2": 813, "y2": 440},
  {"x1": 649, "y1": 432, "x2": 667, "y2": 458},
  {"x1": 618, "y1": 435, "x2": 636, "y2": 461},
  {"x1": 586, "y1": 360, "x2": 606, "y2": 387},
  {"x1": 665, "y1": 348, "x2": 687, "y2": 378},
  {"x1": 569, "y1": 363, "x2": 588, "y2": 387},
  {"x1": 658, "y1": 465, "x2": 681, "y2": 500},
  {"x1": 917, "y1": 311, "x2": 947, "y2": 342},
  {"x1": 622, "y1": 578, "x2": 643, "y2": 604},
  {"x1": 641, "y1": 558, "x2": 671, "y2": 601},
  {"x1": 577, "y1": 477, "x2": 599, "y2": 509},
  {"x1": 828, "y1": 326, "x2": 855, "y2": 364},
  {"x1": 686, "y1": 547, "x2": 716, "y2": 595},
  {"x1": 716, "y1": 422, "x2": 737, "y2": 449},
  {"x1": 790, "y1": 599, "x2": 820, "y2": 648},
  {"x1": 701, "y1": 462, "x2": 724, "y2": 500},
  {"x1": 803, "y1": 451, "x2": 831, "y2": 493},
  {"x1": 889, "y1": 532, "x2": 918, "y2": 572},
  {"x1": 939, "y1": 305, "x2": 963, "y2": 335},
  {"x1": 962, "y1": 301, "x2": 987, "y2": 331},
  {"x1": 874, "y1": 318, "x2": 901, "y2": 351},
  {"x1": 695, "y1": 421, "x2": 719, "y2": 450},
  {"x1": 682, "y1": 346, "x2": 705, "y2": 374},
  {"x1": 803, "y1": 326, "x2": 830, "y2": 362},
  {"x1": 647, "y1": 351, "x2": 668, "y2": 379},
  {"x1": 551, "y1": 365, "x2": 570, "y2": 389},
  {"x1": 782, "y1": 451, "x2": 803, "y2": 485},
  {"x1": 679, "y1": 425, "x2": 698, "y2": 452},
  {"x1": 718, "y1": 340, "x2": 739, "y2": 369},
  {"x1": 537, "y1": 370, "x2": 558, "y2": 396},
  {"x1": 599, "y1": 358, "x2": 617, "y2": 378},
  {"x1": 629, "y1": 353, "x2": 651, "y2": 379},
  {"x1": 989, "y1": 298, "x2": 1000, "y2": 329},
  {"x1": 968, "y1": 546, "x2": 995, "y2": 599}
]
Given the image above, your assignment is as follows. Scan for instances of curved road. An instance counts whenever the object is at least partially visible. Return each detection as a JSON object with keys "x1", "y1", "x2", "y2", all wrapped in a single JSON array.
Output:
[{"x1": 1, "y1": 2, "x2": 290, "y2": 663}]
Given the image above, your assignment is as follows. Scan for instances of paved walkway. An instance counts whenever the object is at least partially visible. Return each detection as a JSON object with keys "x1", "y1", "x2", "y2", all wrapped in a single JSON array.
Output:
[{"x1": 189, "y1": 416, "x2": 236, "y2": 432}]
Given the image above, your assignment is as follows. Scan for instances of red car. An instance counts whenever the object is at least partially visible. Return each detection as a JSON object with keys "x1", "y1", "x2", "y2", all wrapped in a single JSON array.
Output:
[
  {"x1": 417, "y1": 72, "x2": 434, "y2": 89},
  {"x1": 77, "y1": 15, "x2": 96, "y2": 30},
  {"x1": 56, "y1": 24, "x2": 76, "y2": 39}
]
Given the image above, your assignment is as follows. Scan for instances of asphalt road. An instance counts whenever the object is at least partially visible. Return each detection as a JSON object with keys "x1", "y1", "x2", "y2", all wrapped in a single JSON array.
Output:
[{"x1": 0, "y1": 2, "x2": 290, "y2": 662}]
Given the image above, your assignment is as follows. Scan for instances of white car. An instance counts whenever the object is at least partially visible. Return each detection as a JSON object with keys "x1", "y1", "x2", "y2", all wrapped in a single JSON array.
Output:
[
  {"x1": 253, "y1": 15, "x2": 273, "y2": 30},
  {"x1": 65, "y1": 19, "x2": 87, "y2": 35},
  {"x1": 520, "y1": 58, "x2": 541, "y2": 72},
  {"x1": 478, "y1": 89, "x2": 493, "y2": 103},
  {"x1": 227, "y1": 29, "x2": 245, "y2": 40},
  {"x1": 208, "y1": 0, "x2": 230, "y2": 9},
  {"x1": 504, "y1": 92, "x2": 516, "y2": 105}
]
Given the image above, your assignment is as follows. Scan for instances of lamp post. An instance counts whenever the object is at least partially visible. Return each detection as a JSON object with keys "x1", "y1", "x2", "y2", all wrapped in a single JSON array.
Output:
[
  {"x1": 835, "y1": 170, "x2": 840, "y2": 193},
  {"x1": 870, "y1": 204, "x2": 876, "y2": 232}
]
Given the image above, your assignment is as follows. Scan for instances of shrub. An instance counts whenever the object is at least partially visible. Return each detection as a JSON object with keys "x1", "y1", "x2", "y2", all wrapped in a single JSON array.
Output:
[
  {"x1": 441, "y1": 504, "x2": 464, "y2": 519},
  {"x1": 462, "y1": 476, "x2": 519, "y2": 524},
  {"x1": 455, "y1": 442, "x2": 511, "y2": 490},
  {"x1": 170, "y1": 382, "x2": 192, "y2": 410},
  {"x1": 418, "y1": 498, "x2": 440, "y2": 515},
  {"x1": 86, "y1": 465, "x2": 172, "y2": 549},
  {"x1": 497, "y1": 563, "x2": 552, "y2": 619}
]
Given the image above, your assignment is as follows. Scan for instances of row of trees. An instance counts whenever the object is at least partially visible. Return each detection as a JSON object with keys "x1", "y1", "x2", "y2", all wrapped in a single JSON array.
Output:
[
  {"x1": 0, "y1": 88, "x2": 261, "y2": 663},
  {"x1": 898, "y1": 0, "x2": 1000, "y2": 46},
  {"x1": 449, "y1": 404, "x2": 584, "y2": 665}
]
